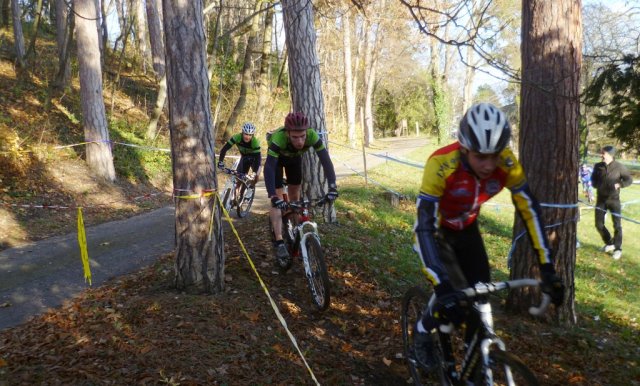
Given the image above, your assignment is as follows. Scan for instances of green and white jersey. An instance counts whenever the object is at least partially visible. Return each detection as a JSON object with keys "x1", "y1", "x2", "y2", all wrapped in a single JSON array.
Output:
[{"x1": 266, "y1": 127, "x2": 325, "y2": 158}]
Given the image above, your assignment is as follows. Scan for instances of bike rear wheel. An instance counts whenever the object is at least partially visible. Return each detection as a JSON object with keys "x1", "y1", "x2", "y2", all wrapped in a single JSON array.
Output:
[
  {"x1": 303, "y1": 235, "x2": 330, "y2": 311},
  {"x1": 474, "y1": 349, "x2": 538, "y2": 386},
  {"x1": 236, "y1": 183, "x2": 255, "y2": 218},
  {"x1": 401, "y1": 286, "x2": 450, "y2": 386}
]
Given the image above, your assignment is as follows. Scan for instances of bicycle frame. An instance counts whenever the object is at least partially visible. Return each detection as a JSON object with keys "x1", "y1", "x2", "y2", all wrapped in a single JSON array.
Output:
[
  {"x1": 293, "y1": 209, "x2": 320, "y2": 279},
  {"x1": 428, "y1": 279, "x2": 549, "y2": 385}
]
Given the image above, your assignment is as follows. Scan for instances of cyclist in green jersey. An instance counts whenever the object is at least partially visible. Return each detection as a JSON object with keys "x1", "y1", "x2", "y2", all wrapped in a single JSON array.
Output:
[
  {"x1": 217, "y1": 122, "x2": 262, "y2": 183},
  {"x1": 264, "y1": 112, "x2": 338, "y2": 266}
]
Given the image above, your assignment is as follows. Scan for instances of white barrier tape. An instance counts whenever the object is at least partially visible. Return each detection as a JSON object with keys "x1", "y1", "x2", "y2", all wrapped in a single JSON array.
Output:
[
  {"x1": 332, "y1": 154, "x2": 405, "y2": 198},
  {"x1": 370, "y1": 152, "x2": 424, "y2": 169}
]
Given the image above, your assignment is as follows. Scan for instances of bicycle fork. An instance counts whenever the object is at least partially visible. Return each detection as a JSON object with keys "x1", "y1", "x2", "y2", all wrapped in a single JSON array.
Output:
[
  {"x1": 298, "y1": 221, "x2": 319, "y2": 277},
  {"x1": 463, "y1": 302, "x2": 514, "y2": 386}
]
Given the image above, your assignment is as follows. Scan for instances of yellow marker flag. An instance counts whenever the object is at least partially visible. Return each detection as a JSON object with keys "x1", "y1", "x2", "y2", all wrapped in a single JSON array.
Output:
[{"x1": 76, "y1": 207, "x2": 92, "y2": 285}]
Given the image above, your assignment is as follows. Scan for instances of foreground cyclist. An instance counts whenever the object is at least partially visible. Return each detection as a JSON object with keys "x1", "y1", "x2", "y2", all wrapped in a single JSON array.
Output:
[
  {"x1": 217, "y1": 122, "x2": 262, "y2": 183},
  {"x1": 263, "y1": 111, "x2": 338, "y2": 267},
  {"x1": 413, "y1": 103, "x2": 565, "y2": 370}
]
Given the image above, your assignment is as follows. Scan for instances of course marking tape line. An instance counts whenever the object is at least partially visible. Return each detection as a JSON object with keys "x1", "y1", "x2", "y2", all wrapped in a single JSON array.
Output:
[{"x1": 215, "y1": 193, "x2": 320, "y2": 385}]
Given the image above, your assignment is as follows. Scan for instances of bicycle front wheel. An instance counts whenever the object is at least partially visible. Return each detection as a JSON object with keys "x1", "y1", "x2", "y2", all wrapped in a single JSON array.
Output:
[
  {"x1": 303, "y1": 235, "x2": 330, "y2": 311},
  {"x1": 474, "y1": 350, "x2": 538, "y2": 386},
  {"x1": 236, "y1": 183, "x2": 255, "y2": 218},
  {"x1": 401, "y1": 286, "x2": 450, "y2": 386}
]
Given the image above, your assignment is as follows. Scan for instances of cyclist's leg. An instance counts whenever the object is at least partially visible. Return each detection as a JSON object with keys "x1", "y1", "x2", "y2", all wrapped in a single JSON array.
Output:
[
  {"x1": 283, "y1": 155, "x2": 303, "y2": 202},
  {"x1": 271, "y1": 158, "x2": 287, "y2": 242},
  {"x1": 442, "y1": 223, "x2": 489, "y2": 345}
]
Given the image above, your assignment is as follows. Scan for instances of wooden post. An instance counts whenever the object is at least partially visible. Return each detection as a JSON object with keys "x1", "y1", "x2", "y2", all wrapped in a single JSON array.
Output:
[{"x1": 362, "y1": 142, "x2": 368, "y2": 186}]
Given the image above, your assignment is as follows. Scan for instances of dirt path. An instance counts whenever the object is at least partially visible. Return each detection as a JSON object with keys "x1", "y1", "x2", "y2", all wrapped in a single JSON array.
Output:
[{"x1": 0, "y1": 136, "x2": 428, "y2": 330}]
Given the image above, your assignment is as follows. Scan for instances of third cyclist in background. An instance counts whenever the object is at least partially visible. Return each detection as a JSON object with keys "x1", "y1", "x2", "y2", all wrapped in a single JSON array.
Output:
[
  {"x1": 217, "y1": 122, "x2": 262, "y2": 188},
  {"x1": 412, "y1": 103, "x2": 565, "y2": 371}
]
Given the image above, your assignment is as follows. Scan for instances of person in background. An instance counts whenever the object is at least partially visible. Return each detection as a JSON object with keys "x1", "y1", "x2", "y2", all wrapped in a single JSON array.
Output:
[
  {"x1": 591, "y1": 145, "x2": 632, "y2": 260},
  {"x1": 217, "y1": 122, "x2": 262, "y2": 184},
  {"x1": 579, "y1": 163, "x2": 594, "y2": 203}
]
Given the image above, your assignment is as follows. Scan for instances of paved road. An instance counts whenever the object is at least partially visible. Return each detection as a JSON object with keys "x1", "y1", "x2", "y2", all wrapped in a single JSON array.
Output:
[{"x1": 0, "y1": 136, "x2": 428, "y2": 330}]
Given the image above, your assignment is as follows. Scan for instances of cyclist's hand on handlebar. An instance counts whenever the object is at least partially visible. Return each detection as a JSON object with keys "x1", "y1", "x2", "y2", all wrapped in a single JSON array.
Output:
[
  {"x1": 325, "y1": 183, "x2": 338, "y2": 202},
  {"x1": 217, "y1": 161, "x2": 225, "y2": 169},
  {"x1": 540, "y1": 265, "x2": 564, "y2": 306},
  {"x1": 434, "y1": 281, "x2": 467, "y2": 326},
  {"x1": 271, "y1": 196, "x2": 286, "y2": 209}
]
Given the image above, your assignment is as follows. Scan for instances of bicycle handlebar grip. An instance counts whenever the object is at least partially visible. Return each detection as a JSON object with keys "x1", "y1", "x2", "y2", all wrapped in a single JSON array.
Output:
[{"x1": 528, "y1": 293, "x2": 551, "y2": 316}]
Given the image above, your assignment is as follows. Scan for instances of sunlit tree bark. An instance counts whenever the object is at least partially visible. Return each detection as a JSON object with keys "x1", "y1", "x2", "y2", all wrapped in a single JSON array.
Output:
[
  {"x1": 509, "y1": 0, "x2": 582, "y2": 325},
  {"x1": 75, "y1": 0, "x2": 116, "y2": 181},
  {"x1": 163, "y1": 0, "x2": 224, "y2": 293},
  {"x1": 282, "y1": 0, "x2": 335, "y2": 222}
]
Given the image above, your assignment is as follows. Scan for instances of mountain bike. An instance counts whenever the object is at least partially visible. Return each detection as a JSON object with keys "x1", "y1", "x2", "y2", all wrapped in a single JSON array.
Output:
[
  {"x1": 401, "y1": 279, "x2": 551, "y2": 385},
  {"x1": 269, "y1": 194, "x2": 332, "y2": 311},
  {"x1": 219, "y1": 163, "x2": 257, "y2": 218}
]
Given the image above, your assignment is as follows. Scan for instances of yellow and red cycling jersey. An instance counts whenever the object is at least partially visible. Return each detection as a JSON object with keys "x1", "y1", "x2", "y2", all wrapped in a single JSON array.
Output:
[
  {"x1": 414, "y1": 142, "x2": 551, "y2": 284},
  {"x1": 419, "y1": 142, "x2": 529, "y2": 229}
]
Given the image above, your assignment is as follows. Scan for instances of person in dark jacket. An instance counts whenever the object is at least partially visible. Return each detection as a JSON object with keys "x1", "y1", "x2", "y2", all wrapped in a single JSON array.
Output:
[{"x1": 591, "y1": 145, "x2": 633, "y2": 260}]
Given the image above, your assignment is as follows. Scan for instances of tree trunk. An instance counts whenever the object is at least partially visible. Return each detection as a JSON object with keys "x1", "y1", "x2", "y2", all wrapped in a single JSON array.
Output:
[
  {"x1": 256, "y1": 1, "x2": 274, "y2": 124},
  {"x1": 145, "y1": 0, "x2": 167, "y2": 139},
  {"x1": 362, "y1": 17, "x2": 380, "y2": 146},
  {"x1": 509, "y1": 0, "x2": 582, "y2": 325},
  {"x1": 1, "y1": 0, "x2": 9, "y2": 27},
  {"x1": 75, "y1": 0, "x2": 116, "y2": 182},
  {"x1": 343, "y1": 6, "x2": 357, "y2": 146},
  {"x1": 25, "y1": 0, "x2": 44, "y2": 62},
  {"x1": 135, "y1": 0, "x2": 151, "y2": 73},
  {"x1": 53, "y1": 0, "x2": 72, "y2": 90},
  {"x1": 282, "y1": 0, "x2": 335, "y2": 222},
  {"x1": 223, "y1": 0, "x2": 261, "y2": 140},
  {"x1": 11, "y1": 0, "x2": 25, "y2": 68},
  {"x1": 163, "y1": 0, "x2": 224, "y2": 294}
]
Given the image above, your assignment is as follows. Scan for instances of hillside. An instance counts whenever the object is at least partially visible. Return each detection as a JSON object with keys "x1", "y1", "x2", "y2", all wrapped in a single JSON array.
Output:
[{"x1": 0, "y1": 35, "x2": 173, "y2": 251}]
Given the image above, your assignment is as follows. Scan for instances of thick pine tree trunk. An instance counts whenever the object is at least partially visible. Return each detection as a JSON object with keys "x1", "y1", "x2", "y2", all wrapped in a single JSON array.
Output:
[
  {"x1": 509, "y1": 0, "x2": 582, "y2": 325},
  {"x1": 75, "y1": 0, "x2": 116, "y2": 182},
  {"x1": 282, "y1": 0, "x2": 336, "y2": 222},
  {"x1": 163, "y1": 0, "x2": 224, "y2": 294}
]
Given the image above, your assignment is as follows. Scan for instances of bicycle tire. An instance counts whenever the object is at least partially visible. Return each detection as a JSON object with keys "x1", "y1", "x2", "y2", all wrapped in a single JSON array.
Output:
[
  {"x1": 401, "y1": 286, "x2": 450, "y2": 386},
  {"x1": 473, "y1": 349, "x2": 539, "y2": 386},
  {"x1": 303, "y1": 235, "x2": 331, "y2": 311},
  {"x1": 236, "y1": 182, "x2": 255, "y2": 218}
]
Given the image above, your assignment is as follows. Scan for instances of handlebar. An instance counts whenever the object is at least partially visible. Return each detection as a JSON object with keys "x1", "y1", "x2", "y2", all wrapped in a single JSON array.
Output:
[
  {"x1": 438, "y1": 278, "x2": 550, "y2": 333},
  {"x1": 456, "y1": 278, "x2": 551, "y2": 316},
  {"x1": 285, "y1": 197, "x2": 328, "y2": 211},
  {"x1": 220, "y1": 167, "x2": 253, "y2": 182}
]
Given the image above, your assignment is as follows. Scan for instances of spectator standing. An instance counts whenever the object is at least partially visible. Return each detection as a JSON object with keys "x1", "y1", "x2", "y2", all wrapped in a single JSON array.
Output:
[{"x1": 591, "y1": 146, "x2": 632, "y2": 260}]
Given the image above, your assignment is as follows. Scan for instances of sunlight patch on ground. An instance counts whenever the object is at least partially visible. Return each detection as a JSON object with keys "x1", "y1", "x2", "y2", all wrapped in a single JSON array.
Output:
[{"x1": 0, "y1": 207, "x2": 26, "y2": 249}]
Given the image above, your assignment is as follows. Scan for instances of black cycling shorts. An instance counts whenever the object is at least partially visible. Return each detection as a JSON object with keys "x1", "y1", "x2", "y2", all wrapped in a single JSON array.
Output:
[
  {"x1": 437, "y1": 221, "x2": 491, "y2": 288},
  {"x1": 237, "y1": 154, "x2": 261, "y2": 174},
  {"x1": 274, "y1": 155, "x2": 302, "y2": 188}
]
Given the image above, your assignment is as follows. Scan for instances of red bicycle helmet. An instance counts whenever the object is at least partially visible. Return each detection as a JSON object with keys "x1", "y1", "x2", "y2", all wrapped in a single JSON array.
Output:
[{"x1": 284, "y1": 112, "x2": 309, "y2": 131}]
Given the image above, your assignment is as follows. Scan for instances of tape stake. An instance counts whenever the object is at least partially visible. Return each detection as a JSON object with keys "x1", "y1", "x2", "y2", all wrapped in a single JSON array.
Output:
[{"x1": 76, "y1": 207, "x2": 92, "y2": 286}]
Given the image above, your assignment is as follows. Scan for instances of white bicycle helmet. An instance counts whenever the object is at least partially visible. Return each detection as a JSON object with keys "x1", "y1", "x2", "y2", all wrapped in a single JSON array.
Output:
[
  {"x1": 242, "y1": 122, "x2": 256, "y2": 135},
  {"x1": 458, "y1": 103, "x2": 511, "y2": 154}
]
